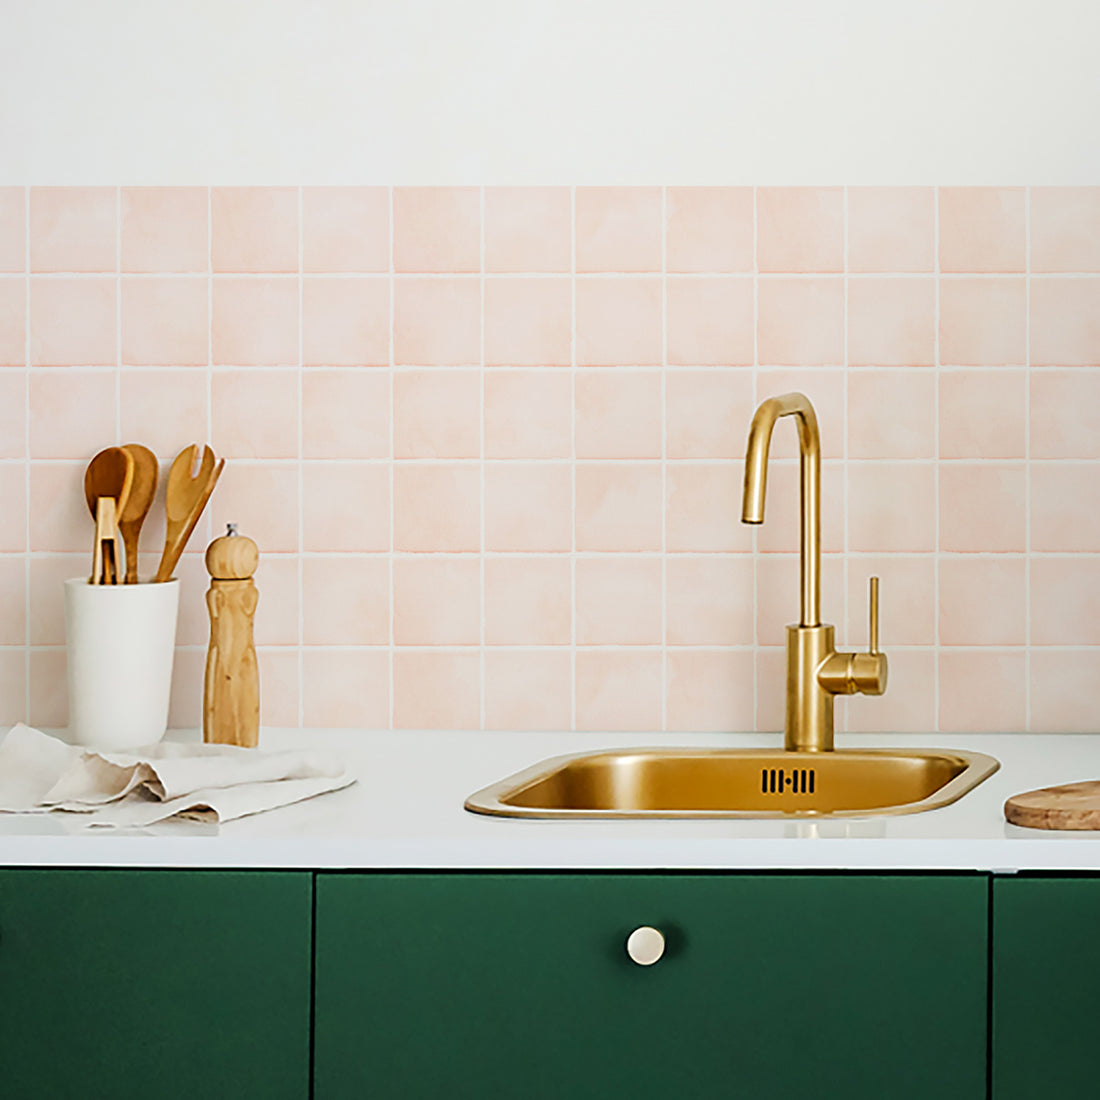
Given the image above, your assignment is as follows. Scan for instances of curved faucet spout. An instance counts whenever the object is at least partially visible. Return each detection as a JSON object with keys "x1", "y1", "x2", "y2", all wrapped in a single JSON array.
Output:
[{"x1": 741, "y1": 392, "x2": 821, "y2": 627}]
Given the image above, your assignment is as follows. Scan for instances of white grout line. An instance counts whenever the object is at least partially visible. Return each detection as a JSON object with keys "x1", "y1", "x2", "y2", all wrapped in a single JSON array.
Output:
[
  {"x1": 932, "y1": 185, "x2": 941, "y2": 732},
  {"x1": 296, "y1": 186, "x2": 305, "y2": 729},
  {"x1": 23, "y1": 186, "x2": 30, "y2": 721},
  {"x1": 660, "y1": 186, "x2": 668, "y2": 732},
  {"x1": 479, "y1": 186, "x2": 486, "y2": 731},
  {"x1": 388, "y1": 185, "x2": 396, "y2": 731},
  {"x1": 569, "y1": 185, "x2": 577, "y2": 731},
  {"x1": 1024, "y1": 186, "x2": 1032, "y2": 731}
]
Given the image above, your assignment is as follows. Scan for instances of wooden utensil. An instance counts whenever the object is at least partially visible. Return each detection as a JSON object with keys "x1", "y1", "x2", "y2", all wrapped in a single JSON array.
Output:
[
  {"x1": 119, "y1": 444, "x2": 159, "y2": 584},
  {"x1": 84, "y1": 447, "x2": 135, "y2": 585},
  {"x1": 153, "y1": 444, "x2": 225, "y2": 583},
  {"x1": 1005, "y1": 781, "x2": 1100, "y2": 830}
]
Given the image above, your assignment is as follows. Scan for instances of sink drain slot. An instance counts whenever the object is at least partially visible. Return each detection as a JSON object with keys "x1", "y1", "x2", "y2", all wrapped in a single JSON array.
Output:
[{"x1": 761, "y1": 768, "x2": 816, "y2": 795}]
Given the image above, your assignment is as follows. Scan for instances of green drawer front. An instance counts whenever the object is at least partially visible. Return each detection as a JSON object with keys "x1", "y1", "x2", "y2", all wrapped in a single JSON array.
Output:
[
  {"x1": 994, "y1": 875, "x2": 1100, "y2": 1100},
  {"x1": 315, "y1": 872, "x2": 987, "y2": 1100},
  {"x1": 0, "y1": 869, "x2": 312, "y2": 1100}
]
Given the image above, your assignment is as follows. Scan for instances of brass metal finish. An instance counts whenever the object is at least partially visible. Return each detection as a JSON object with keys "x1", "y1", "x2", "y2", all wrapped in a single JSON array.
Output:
[
  {"x1": 742, "y1": 393, "x2": 888, "y2": 752},
  {"x1": 464, "y1": 748, "x2": 1001, "y2": 819}
]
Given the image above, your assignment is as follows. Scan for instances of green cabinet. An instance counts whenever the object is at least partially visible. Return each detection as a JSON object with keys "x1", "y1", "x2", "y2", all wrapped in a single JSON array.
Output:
[
  {"x1": 0, "y1": 869, "x2": 312, "y2": 1100},
  {"x1": 314, "y1": 873, "x2": 988, "y2": 1100},
  {"x1": 993, "y1": 874, "x2": 1100, "y2": 1100}
]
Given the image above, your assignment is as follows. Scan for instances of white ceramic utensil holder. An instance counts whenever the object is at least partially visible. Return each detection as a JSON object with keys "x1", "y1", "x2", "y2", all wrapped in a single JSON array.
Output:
[{"x1": 64, "y1": 577, "x2": 180, "y2": 750}]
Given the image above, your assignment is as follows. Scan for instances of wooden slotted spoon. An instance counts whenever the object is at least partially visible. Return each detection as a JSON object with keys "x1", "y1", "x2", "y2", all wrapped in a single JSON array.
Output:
[
  {"x1": 119, "y1": 444, "x2": 159, "y2": 584},
  {"x1": 153, "y1": 444, "x2": 225, "y2": 583}
]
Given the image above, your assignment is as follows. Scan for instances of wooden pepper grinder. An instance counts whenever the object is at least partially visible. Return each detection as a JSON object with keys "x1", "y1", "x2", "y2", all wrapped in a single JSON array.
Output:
[{"x1": 204, "y1": 523, "x2": 260, "y2": 747}]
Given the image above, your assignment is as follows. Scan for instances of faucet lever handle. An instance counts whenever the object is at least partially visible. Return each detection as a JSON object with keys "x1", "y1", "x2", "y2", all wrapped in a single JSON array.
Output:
[{"x1": 868, "y1": 576, "x2": 880, "y2": 655}]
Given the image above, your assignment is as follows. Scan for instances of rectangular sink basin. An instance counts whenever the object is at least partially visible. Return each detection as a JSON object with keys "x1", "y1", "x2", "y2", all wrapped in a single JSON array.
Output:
[{"x1": 465, "y1": 748, "x2": 1000, "y2": 819}]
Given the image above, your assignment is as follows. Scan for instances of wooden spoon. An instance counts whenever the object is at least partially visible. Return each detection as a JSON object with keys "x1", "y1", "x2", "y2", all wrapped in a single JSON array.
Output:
[
  {"x1": 119, "y1": 444, "x2": 159, "y2": 584},
  {"x1": 153, "y1": 444, "x2": 225, "y2": 583},
  {"x1": 84, "y1": 447, "x2": 135, "y2": 585}
]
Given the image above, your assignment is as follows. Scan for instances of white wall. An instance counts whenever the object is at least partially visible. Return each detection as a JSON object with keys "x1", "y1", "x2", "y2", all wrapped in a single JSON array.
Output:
[{"x1": 2, "y1": 0, "x2": 1098, "y2": 183}]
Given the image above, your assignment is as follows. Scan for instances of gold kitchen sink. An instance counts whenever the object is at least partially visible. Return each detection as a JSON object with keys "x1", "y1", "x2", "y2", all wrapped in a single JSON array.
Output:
[{"x1": 464, "y1": 748, "x2": 1000, "y2": 819}]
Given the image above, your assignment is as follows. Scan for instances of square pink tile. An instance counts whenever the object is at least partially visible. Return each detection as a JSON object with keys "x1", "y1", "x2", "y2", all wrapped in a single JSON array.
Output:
[
  {"x1": 848, "y1": 370, "x2": 935, "y2": 459},
  {"x1": 844, "y1": 556, "x2": 935, "y2": 647},
  {"x1": 939, "y1": 278, "x2": 1026, "y2": 365},
  {"x1": 120, "y1": 370, "x2": 207, "y2": 461},
  {"x1": 576, "y1": 556, "x2": 661, "y2": 645},
  {"x1": 303, "y1": 187, "x2": 389, "y2": 273},
  {"x1": 303, "y1": 556, "x2": 389, "y2": 645},
  {"x1": 256, "y1": 648, "x2": 299, "y2": 728},
  {"x1": 301, "y1": 463, "x2": 389, "y2": 552},
  {"x1": 26, "y1": 554, "x2": 64, "y2": 644},
  {"x1": 575, "y1": 369, "x2": 662, "y2": 458},
  {"x1": 121, "y1": 188, "x2": 208, "y2": 273},
  {"x1": 0, "y1": 278, "x2": 26, "y2": 365},
  {"x1": 665, "y1": 464, "x2": 753, "y2": 552},
  {"x1": 847, "y1": 278, "x2": 935, "y2": 366},
  {"x1": 485, "y1": 188, "x2": 571, "y2": 273},
  {"x1": 847, "y1": 188, "x2": 935, "y2": 273},
  {"x1": 212, "y1": 277, "x2": 298, "y2": 366},
  {"x1": 394, "y1": 556, "x2": 481, "y2": 645},
  {"x1": 1031, "y1": 557, "x2": 1100, "y2": 646},
  {"x1": 209, "y1": 463, "x2": 300, "y2": 553},
  {"x1": 1030, "y1": 650, "x2": 1100, "y2": 732},
  {"x1": 575, "y1": 187, "x2": 661, "y2": 273},
  {"x1": 394, "y1": 370, "x2": 480, "y2": 459},
  {"x1": 211, "y1": 187, "x2": 298, "y2": 273},
  {"x1": 485, "y1": 464, "x2": 571, "y2": 552},
  {"x1": 484, "y1": 370, "x2": 571, "y2": 459},
  {"x1": 302, "y1": 369, "x2": 389, "y2": 459},
  {"x1": 302, "y1": 277, "x2": 389, "y2": 367},
  {"x1": 484, "y1": 277, "x2": 571, "y2": 366},
  {"x1": 0, "y1": 465, "x2": 26, "y2": 550},
  {"x1": 665, "y1": 555, "x2": 754, "y2": 645},
  {"x1": 666, "y1": 277, "x2": 753, "y2": 365},
  {"x1": 575, "y1": 650, "x2": 662, "y2": 731},
  {"x1": 251, "y1": 551, "x2": 299, "y2": 645},
  {"x1": 30, "y1": 277, "x2": 116, "y2": 366},
  {"x1": 848, "y1": 463, "x2": 936, "y2": 553},
  {"x1": 302, "y1": 649, "x2": 389, "y2": 729},
  {"x1": 757, "y1": 188, "x2": 844, "y2": 273},
  {"x1": 938, "y1": 650, "x2": 1026, "y2": 733},
  {"x1": 212, "y1": 369, "x2": 298, "y2": 459},
  {"x1": 756, "y1": 278, "x2": 844, "y2": 365},
  {"x1": 757, "y1": 369, "x2": 845, "y2": 460},
  {"x1": 172, "y1": 551, "x2": 218, "y2": 645},
  {"x1": 665, "y1": 369, "x2": 754, "y2": 459},
  {"x1": 0, "y1": 555, "x2": 26, "y2": 645},
  {"x1": 1030, "y1": 369, "x2": 1100, "y2": 459},
  {"x1": 756, "y1": 554, "x2": 844, "y2": 645},
  {"x1": 29, "y1": 369, "x2": 116, "y2": 459},
  {"x1": 576, "y1": 463, "x2": 662, "y2": 551},
  {"x1": 754, "y1": 461, "x2": 844, "y2": 554},
  {"x1": 575, "y1": 277, "x2": 662, "y2": 366},
  {"x1": 665, "y1": 187, "x2": 753, "y2": 273},
  {"x1": 484, "y1": 650, "x2": 572, "y2": 731},
  {"x1": 393, "y1": 650, "x2": 480, "y2": 729},
  {"x1": 940, "y1": 369, "x2": 1026, "y2": 459},
  {"x1": 30, "y1": 187, "x2": 116, "y2": 273},
  {"x1": 121, "y1": 276, "x2": 207, "y2": 365},
  {"x1": 0, "y1": 369, "x2": 26, "y2": 457},
  {"x1": 484, "y1": 556, "x2": 571, "y2": 645},
  {"x1": 939, "y1": 464, "x2": 1026, "y2": 553},
  {"x1": 939, "y1": 187, "x2": 1026, "y2": 273},
  {"x1": 1031, "y1": 187, "x2": 1100, "y2": 272},
  {"x1": 29, "y1": 649, "x2": 67, "y2": 729},
  {"x1": 667, "y1": 650, "x2": 756, "y2": 732},
  {"x1": 938, "y1": 557, "x2": 1026, "y2": 645},
  {"x1": 755, "y1": 646, "x2": 787, "y2": 732},
  {"x1": 1031, "y1": 464, "x2": 1100, "y2": 552},
  {"x1": 1030, "y1": 277, "x2": 1100, "y2": 366},
  {"x1": 841, "y1": 648, "x2": 936, "y2": 734},
  {"x1": 27, "y1": 462, "x2": 88, "y2": 551},
  {"x1": 393, "y1": 187, "x2": 480, "y2": 273},
  {"x1": 393, "y1": 278, "x2": 480, "y2": 365},
  {"x1": 0, "y1": 188, "x2": 25, "y2": 273},
  {"x1": 393, "y1": 464, "x2": 480, "y2": 552}
]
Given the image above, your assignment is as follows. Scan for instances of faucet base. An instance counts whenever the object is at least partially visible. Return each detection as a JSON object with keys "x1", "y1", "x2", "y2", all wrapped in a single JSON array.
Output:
[{"x1": 785, "y1": 624, "x2": 836, "y2": 752}]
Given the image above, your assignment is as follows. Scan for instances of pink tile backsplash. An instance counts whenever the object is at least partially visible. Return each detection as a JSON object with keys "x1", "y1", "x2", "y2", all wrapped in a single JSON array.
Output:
[{"x1": 4, "y1": 185, "x2": 1100, "y2": 735}]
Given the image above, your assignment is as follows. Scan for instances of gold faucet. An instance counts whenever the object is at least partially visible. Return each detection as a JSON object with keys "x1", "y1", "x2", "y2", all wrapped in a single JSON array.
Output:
[{"x1": 742, "y1": 392, "x2": 887, "y2": 752}]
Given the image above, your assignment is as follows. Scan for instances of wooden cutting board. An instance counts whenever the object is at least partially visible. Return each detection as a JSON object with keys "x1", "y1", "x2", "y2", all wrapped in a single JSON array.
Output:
[{"x1": 1005, "y1": 781, "x2": 1100, "y2": 830}]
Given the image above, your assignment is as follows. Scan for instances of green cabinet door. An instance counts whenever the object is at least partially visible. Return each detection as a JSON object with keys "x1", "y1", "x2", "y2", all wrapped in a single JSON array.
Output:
[
  {"x1": 315, "y1": 872, "x2": 987, "y2": 1100},
  {"x1": 993, "y1": 874, "x2": 1100, "y2": 1099},
  {"x1": 0, "y1": 869, "x2": 311, "y2": 1100}
]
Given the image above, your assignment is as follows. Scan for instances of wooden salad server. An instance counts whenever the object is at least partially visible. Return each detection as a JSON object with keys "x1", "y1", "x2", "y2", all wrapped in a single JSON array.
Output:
[
  {"x1": 153, "y1": 444, "x2": 225, "y2": 583},
  {"x1": 118, "y1": 444, "x2": 159, "y2": 584}
]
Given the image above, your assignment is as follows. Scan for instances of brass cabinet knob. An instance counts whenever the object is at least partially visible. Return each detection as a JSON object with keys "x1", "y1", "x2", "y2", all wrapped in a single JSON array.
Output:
[{"x1": 626, "y1": 925, "x2": 665, "y2": 966}]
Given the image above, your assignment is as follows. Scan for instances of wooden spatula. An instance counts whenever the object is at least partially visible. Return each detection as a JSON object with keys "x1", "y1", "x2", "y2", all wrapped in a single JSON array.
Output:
[
  {"x1": 84, "y1": 447, "x2": 135, "y2": 585},
  {"x1": 119, "y1": 444, "x2": 159, "y2": 584},
  {"x1": 153, "y1": 444, "x2": 225, "y2": 583}
]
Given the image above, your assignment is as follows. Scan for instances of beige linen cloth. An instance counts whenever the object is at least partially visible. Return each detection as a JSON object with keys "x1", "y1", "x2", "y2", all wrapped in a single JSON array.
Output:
[{"x1": 0, "y1": 724, "x2": 356, "y2": 827}]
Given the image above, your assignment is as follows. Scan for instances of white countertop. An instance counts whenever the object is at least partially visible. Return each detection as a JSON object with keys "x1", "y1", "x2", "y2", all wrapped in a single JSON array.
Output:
[{"x1": 2, "y1": 728, "x2": 1100, "y2": 872}]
